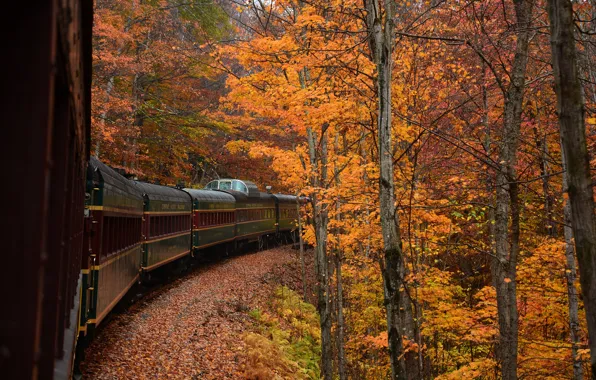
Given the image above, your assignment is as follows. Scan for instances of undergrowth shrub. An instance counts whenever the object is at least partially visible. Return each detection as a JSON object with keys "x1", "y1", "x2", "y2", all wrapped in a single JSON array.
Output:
[{"x1": 243, "y1": 286, "x2": 321, "y2": 379}]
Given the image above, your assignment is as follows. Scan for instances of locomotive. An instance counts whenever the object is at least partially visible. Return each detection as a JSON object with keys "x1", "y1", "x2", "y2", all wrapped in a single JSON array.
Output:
[{"x1": 81, "y1": 157, "x2": 301, "y2": 335}]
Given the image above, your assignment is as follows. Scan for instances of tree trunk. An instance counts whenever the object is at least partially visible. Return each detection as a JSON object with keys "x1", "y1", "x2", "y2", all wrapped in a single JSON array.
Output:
[
  {"x1": 333, "y1": 133, "x2": 347, "y2": 380},
  {"x1": 548, "y1": 0, "x2": 596, "y2": 372},
  {"x1": 296, "y1": 193, "x2": 307, "y2": 299},
  {"x1": 307, "y1": 126, "x2": 333, "y2": 380},
  {"x1": 532, "y1": 126, "x2": 556, "y2": 236},
  {"x1": 561, "y1": 148, "x2": 584, "y2": 380},
  {"x1": 95, "y1": 76, "x2": 114, "y2": 158},
  {"x1": 364, "y1": 1, "x2": 413, "y2": 378},
  {"x1": 492, "y1": 0, "x2": 532, "y2": 378},
  {"x1": 336, "y1": 253, "x2": 347, "y2": 380}
]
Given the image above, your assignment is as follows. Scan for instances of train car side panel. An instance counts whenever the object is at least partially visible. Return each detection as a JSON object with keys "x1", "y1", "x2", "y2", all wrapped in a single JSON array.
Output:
[
  {"x1": 135, "y1": 182, "x2": 192, "y2": 272},
  {"x1": 1, "y1": 0, "x2": 92, "y2": 378}
]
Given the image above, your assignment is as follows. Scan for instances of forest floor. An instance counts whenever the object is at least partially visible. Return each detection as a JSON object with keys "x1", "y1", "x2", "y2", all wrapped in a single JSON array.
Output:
[{"x1": 80, "y1": 246, "x2": 314, "y2": 379}]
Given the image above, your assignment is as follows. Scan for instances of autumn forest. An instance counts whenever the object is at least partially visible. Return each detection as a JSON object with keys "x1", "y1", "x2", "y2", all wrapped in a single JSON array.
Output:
[{"x1": 92, "y1": 0, "x2": 596, "y2": 378}]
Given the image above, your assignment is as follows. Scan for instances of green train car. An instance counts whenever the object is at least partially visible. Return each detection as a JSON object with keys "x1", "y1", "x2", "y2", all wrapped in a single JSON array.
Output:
[
  {"x1": 134, "y1": 182, "x2": 192, "y2": 274},
  {"x1": 83, "y1": 157, "x2": 144, "y2": 333},
  {"x1": 272, "y1": 194, "x2": 300, "y2": 232},
  {"x1": 204, "y1": 179, "x2": 278, "y2": 242},
  {"x1": 184, "y1": 189, "x2": 236, "y2": 250}
]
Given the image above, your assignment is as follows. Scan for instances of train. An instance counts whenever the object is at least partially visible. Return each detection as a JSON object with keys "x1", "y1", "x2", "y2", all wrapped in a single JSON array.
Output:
[
  {"x1": 1, "y1": 2, "x2": 303, "y2": 379},
  {"x1": 81, "y1": 157, "x2": 302, "y2": 335},
  {"x1": 3, "y1": 1, "x2": 93, "y2": 379}
]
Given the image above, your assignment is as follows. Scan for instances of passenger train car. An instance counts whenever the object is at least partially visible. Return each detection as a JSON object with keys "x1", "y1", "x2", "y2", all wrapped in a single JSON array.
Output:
[
  {"x1": 77, "y1": 164, "x2": 303, "y2": 345},
  {"x1": 2, "y1": 1, "x2": 93, "y2": 378}
]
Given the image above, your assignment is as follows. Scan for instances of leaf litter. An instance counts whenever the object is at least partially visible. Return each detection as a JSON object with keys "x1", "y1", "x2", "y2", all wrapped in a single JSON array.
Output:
[{"x1": 81, "y1": 246, "x2": 310, "y2": 379}]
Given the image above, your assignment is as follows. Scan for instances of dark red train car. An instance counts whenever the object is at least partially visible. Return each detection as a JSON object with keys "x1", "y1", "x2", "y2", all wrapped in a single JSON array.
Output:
[{"x1": 1, "y1": 1, "x2": 93, "y2": 379}]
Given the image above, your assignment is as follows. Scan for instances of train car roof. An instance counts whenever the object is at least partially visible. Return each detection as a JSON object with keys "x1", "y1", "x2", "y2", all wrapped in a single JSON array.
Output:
[
  {"x1": 134, "y1": 181, "x2": 191, "y2": 203},
  {"x1": 222, "y1": 190, "x2": 276, "y2": 204},
  {"x1": 88, "y1": 156, "x2": 142, "y2": 198},
  {"x1": 272, "y1": 194, "x2": 297, "y2": 204},
  {"x1": 183, "y1": 188, "x2": 236, "y2": 203}
]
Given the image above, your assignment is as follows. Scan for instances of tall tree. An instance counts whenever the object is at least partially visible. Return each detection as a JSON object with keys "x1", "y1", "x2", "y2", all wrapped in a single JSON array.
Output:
[
  {"x1": 491, "y1": 0, "x2": 533, "y2": 377},
  {"x1": 547, "y1": 0, "x2": 596, "y2": 374},
  {"x1": 364, "y1": 1, "x2": 415, "y2": 378}
]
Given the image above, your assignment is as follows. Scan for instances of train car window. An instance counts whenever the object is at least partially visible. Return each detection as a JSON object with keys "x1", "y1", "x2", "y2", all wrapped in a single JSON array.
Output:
[
  {"x1": 110, "y1": 217, "x2": 115, "y2": 253},
  {"x1": 219, "y1": 181, "x2": 232, "y2": 190},
  {"x1": 103, "y1": 217, "x2": 110, "y2": 256},
  {"x1": 115, "y1": 217, "x2": 120, "y2": 252},
  {"x1": 120, "y1": 217, "x2": 124, "y2": 248},
  {"x1": 232, "y1": 181, "x2": 248, "y2": 193},
  {"x1": 124, "y1": 218, "x2": 128, "y2": 248},
  {"x1": 109, "y1": 217, "x2": 115, "y2": 254},
  {"x1": 122, "y1": 217, "x2": 126, "y2": 248},
  {"x1": 128, "y1": 218, "x2": 132, "y2": 247},
  {"x1": 113, "y1": 217, "x2": 118, "y2": 253},
  {"x1": 125, "y1": 218, "x2": 130, "y2": 247}
]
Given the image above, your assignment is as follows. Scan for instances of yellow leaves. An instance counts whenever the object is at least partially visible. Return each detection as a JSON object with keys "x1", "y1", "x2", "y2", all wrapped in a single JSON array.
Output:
[{"x1": 586, "y1": 117, "x2": 596, "y2": 125}]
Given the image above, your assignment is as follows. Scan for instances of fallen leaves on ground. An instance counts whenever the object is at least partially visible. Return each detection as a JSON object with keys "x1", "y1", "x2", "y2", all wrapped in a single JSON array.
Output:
[{"x1": 81, "y1": 247, "x2": 311, "y2": 379}]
